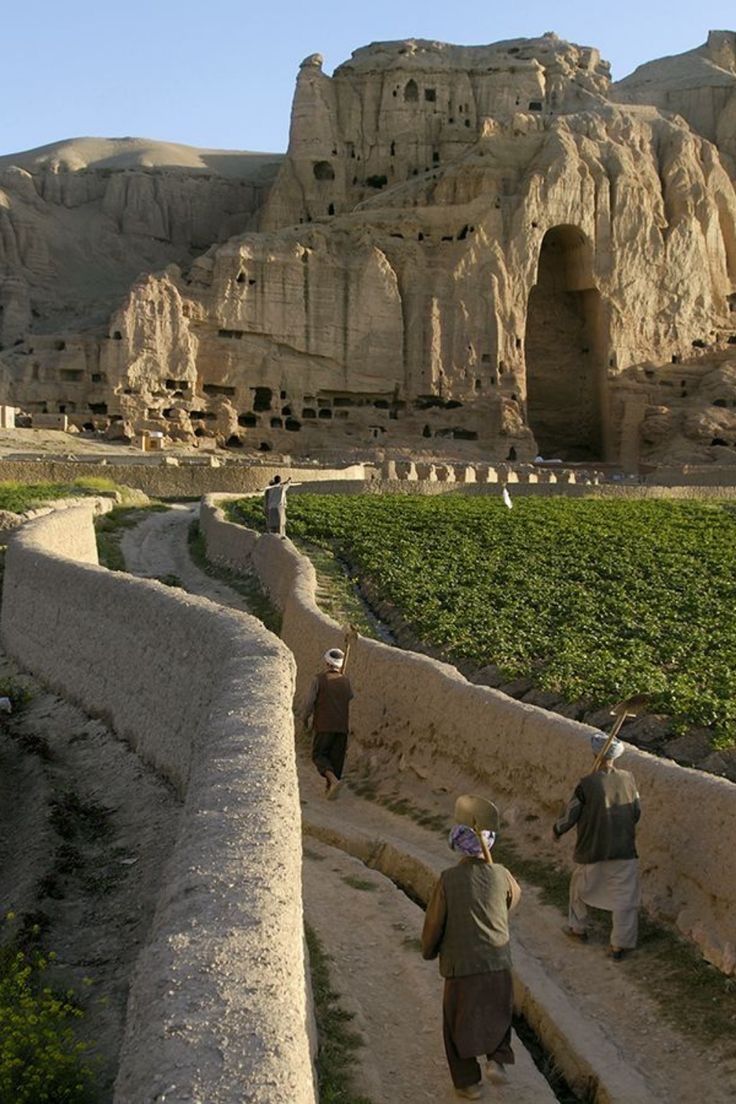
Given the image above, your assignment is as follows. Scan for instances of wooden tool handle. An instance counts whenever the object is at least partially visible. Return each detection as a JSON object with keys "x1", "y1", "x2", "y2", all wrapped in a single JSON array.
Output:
[
  {"x1": 342, "y1": 624, "x2": 359, "y2": 674},
  {"x1": 475, "y1": 822, "x2": 493, "y2": 864},
  {"x1": 592, "y1": 710, "x2": 628, "y2": 771}
]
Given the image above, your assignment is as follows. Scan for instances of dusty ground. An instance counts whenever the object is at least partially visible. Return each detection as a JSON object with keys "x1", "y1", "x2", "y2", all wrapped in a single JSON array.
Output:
[
  {"x1": 0, "y1": 427, "x2": 212, "y2": 459},
  {"x1": 4, "y1": 501, "x2": 734, "y2": 1102},
  {"x1": 303, "y1": 836, "x2": 554, "y2": 1103},
  {"x1": 0, "y1": 651, "x2": 181, "y2": 1098},
  {"x1": 119, "y1": 505, "x2": 736, "y2": 1104}
]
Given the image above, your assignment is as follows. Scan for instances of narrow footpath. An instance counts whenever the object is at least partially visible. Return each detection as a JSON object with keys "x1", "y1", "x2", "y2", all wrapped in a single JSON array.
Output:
[{"x1": 120, "y1": 506, "x2": 736, "y2": 1104}]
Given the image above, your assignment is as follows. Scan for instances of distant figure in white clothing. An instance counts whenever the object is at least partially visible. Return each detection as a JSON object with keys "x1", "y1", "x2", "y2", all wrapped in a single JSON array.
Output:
[{"x1": 263, "y1": 474, "x2": 300, "y2": 537}]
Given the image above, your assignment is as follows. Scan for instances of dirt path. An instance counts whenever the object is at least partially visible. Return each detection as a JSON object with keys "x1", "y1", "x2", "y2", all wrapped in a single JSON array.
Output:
[
  {"x1": 303, "y1": 836, "x2": 554, "y2": 1102},
  {"x1": 120, "y1": 506, "x2": 736, "y2": 1104}
]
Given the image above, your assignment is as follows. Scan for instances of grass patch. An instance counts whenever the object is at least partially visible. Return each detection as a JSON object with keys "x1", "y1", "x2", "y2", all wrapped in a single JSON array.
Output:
[
  {"x1": 223, "y1": 498, "x2": 381, "y2": 639},
  {"x1": 296, "y1": 540, "x2": 381, "y2": 640},
  {"x1": 187, "y1": 520, "x2": 282, "y2": 634},
  {"x1": 305, "y1": 923, "x2": 373, "y2": 1104},
  {"x1": 153, "y1": 573, "x2": 183, "y2": 588},
  {"x1": 14, "y1": 731, "x2": 52, "y2": 760},
  {"x1": 48, "y1": 789, "x2": 112, "y2": 844},
  {"x1": 94, "y1": 503, "x2": 169, "y2": 570},
  {"x1": 0, "y1": 677, "x2": 32, "y2": 714},
  {"x1": 303, "y1": 847, "x2": 326, "y2": 862},
  {"x1": 341, "y1": 875, "x2": 378, "y2": 892},
  {"x1": 349, "y1": 782, "x2": 450, "y2": 836},
  {"x1": 0, "y1": 477, "x2": 130, "y2": 514}
]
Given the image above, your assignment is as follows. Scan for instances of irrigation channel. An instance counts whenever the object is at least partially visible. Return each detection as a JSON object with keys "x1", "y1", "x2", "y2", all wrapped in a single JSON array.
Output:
[{"x1": 117, "y1": 503, "x2": 736, "y2": 1104}]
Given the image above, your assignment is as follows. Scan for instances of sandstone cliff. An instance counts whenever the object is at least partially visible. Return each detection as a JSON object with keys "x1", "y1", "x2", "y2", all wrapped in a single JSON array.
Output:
[
  {"x1": 0, "y1": 137, "x2": 282, "y2": 344},
  {"x1": 613, "y1": 30, "x2": 736, "y2": 179},
  {"x1": 1, "y1": 35, "x2": 735, "y2": 468}
]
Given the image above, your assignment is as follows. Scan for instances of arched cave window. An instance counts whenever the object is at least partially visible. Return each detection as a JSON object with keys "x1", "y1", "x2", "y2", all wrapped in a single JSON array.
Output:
[
  {"x1": 313, "y1": 161, "x2": 335, "y2": 181},
  {"x1": 404, "y1": 79, "x2": 418, "y2": 102}
]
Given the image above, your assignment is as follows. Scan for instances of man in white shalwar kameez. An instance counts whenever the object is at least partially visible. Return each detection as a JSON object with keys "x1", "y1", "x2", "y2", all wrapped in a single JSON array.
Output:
[{"x1": 553, "y1": 732, "x2": 641, "y2": 960}]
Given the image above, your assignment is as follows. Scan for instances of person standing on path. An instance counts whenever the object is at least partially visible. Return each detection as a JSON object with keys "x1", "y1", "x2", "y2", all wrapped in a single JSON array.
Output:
[
  {"x1": 421, "y1": 824, "x2": 521, "y2": 1101},
  {"x1": 303, "y1": 648, "x2": 353, "y2": 799},
  {"x1": 553, "y1": 732, "x2": 641, "y2": 960},
  {"x1": 263, "y1": 474, "x2": 299, "y2": 538}
]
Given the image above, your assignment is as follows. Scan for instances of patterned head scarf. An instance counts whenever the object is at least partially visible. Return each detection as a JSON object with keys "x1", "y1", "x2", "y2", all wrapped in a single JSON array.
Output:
[
  {"x1": 590, "y1": 731, "x2": 625, "y2": 760},
  {"x1": 448, "y1": 823, "x2": 496, "y2": 857}
]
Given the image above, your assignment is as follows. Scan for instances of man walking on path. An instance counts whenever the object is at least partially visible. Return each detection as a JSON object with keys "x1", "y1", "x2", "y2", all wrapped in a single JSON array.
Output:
[
  {"x1": 421, "y1": 823, "x2": 521, "y2": 1100},
  {"x1": 263, "y1": 474, "x2": 299, "y2": 537},
  {"x1": 553, "y1": 732, "x2": 641, "y2": 960},
  {"x1": 303, "y1": 648, "x2": 353, "y2": 799}
]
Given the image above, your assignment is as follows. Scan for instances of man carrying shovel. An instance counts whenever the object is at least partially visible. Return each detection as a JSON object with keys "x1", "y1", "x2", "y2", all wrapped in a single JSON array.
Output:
[
  {"x1": 421, "y1": 795, "x2": 521, "y2": 1101},
  {"x1": 553, "y1": 730, "x2": 642, "y2": 960},
  {"x1": 303, "y1": 645, "x2": 354, "y2": 799}
]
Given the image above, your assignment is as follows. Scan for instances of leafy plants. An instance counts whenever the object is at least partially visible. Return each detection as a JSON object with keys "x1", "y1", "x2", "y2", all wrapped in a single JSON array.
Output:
[
  {"x1": 0, "y1": 918, "x2": 95, "y2": 1103},
  {"x1": 231, "y1": 495, "x2": 736, "y2": 745}
]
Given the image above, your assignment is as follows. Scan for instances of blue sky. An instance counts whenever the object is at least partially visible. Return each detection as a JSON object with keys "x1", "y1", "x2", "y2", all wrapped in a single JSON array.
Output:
[{"x1": 2, "y1": 1, "x2": 733, "y2": 157}]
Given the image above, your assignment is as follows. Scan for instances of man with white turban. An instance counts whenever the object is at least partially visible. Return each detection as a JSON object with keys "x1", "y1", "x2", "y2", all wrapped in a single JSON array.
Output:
[
  {"x1": 553, "y1": 732, "x2": 641, "y2": 960},
  {"x1": 303, "y1": 648, "x2": 353, "y2": 798},
  {"x1": 421, "y1": 822, "x2": 521, "y2": 1100}
]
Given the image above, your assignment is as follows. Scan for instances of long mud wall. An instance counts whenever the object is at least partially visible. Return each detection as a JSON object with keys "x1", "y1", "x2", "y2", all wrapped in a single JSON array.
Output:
[
  {"x1": 201, "y1": 495, "x2": 736, "y2": 977},
  {"x1": 0, "y1": 457, "x2": 367, "y2": 499},
  {"x1": 1, "y1": 506, "x2": 316, "y2": 1104}
]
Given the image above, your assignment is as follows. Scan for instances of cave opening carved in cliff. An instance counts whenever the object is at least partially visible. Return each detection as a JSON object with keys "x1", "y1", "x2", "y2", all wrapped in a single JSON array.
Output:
[{"x1": 525, "y1": 225, "x2": 607, "y2": 461}]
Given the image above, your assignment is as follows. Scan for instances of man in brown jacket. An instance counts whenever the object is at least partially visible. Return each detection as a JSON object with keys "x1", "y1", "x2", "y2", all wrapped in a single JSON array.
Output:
[
  {"x1": 422, "y1": 823, "x2": 521, "y2": 1100},
  {"x1": 554, "y1": 732, "x2": 641, "y2": 960},
  {"x1": 303, "y1": 648, "x2": 353, "y2": 799}
]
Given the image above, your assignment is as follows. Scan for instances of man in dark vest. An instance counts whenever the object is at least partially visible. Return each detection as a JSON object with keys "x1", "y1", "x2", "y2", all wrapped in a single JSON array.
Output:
[
  {"x1": 553, "y1": 732, "x2": 641, "y2": 960},
  {"x1": 422, "y1": 822, "x2": 521, "y2": 1100},
  {"x1": 303, "y1": 648, "x2": 353, "y2": 799}
]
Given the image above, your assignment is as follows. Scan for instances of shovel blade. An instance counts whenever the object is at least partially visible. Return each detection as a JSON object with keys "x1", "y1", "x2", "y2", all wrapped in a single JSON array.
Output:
[
  {"x1": 454, "y1": 794, "x2": 500, "y2": 833},
  {"x1": 609, "y1": 692, "x2": 649, "y2": 719}
]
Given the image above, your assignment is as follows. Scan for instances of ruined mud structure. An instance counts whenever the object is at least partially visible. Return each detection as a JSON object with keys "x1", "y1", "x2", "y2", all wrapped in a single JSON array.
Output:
[{"x1": 1, "y1": 31, "x2": 736, "y2": 466}]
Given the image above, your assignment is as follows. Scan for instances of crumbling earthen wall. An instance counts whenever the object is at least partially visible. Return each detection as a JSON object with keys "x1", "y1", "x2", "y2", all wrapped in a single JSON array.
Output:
[
  {"x1": 201, "y1": 496, "x2": 736, "y2": 976},
  {"x1": 1, "y1": 505, "x2": 316, "y2": 1104},
  {"x1": 0, "y1": 457, "x2": 367, "y2": 498}
]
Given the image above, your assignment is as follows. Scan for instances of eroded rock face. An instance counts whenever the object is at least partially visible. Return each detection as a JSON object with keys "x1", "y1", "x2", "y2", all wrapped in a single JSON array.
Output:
[
  {"x1": 0, "y1": 138, "x2": 282, "y2": 342},
  {"x1": 261, "y1": 34, "x2": 611, "y2": 229},
  {"x1": 613, "y1": 31, "x2": 736, "y2": 177},
  {"x1": 1, "y1": 35, "x2": 736, "y2": 464}
]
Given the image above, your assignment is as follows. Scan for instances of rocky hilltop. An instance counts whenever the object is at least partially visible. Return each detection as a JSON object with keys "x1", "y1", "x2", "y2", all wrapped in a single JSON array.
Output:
[
  {"x1": 1, "y1": 32, "x2": 735, "y2": 467},
  {"x1": 0, "y1": 137, "x2": 281, "y2": 339}
]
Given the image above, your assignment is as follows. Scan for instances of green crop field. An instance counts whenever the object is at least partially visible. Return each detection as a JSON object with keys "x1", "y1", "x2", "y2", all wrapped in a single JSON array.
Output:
[{"x1": 231, "y1": 495, "x2": 736, "y2": 746}]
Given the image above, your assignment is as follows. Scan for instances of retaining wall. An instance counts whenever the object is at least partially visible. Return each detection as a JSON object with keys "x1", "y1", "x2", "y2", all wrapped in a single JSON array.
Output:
[
  {"x1": 1, "y1": 506, "x2": 317, "y2": 1103},
  {"x1": 0, "y1": 458, "x2": 367, "y2": 499},
  {"x1": 201, "y1": 496, "x2": 736, "y2": 976}
]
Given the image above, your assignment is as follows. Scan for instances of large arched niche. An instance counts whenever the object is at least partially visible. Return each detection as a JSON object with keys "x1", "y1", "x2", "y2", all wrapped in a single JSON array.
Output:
[{"x1": 524, "y1": 225, "x2": 608, "y2": 461}]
